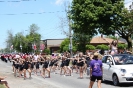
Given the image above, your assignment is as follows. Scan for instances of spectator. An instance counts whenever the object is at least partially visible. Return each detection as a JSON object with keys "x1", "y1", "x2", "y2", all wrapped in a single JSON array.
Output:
[
  {"x1": 89, "y1": 52, "x2": 103, "y2": 88},
  {"x1": 85, "y1": 52, "x2": 91, "y2": 76},
  {"x1": 0, "y1": 76, "x2": 10, "y2": 88}
]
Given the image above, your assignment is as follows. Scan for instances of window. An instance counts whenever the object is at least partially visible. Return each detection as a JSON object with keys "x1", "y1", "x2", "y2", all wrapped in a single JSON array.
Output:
[
  {"x1": 102, "y1": 56, "x2": 108, "y2": 63},
  {"x1": 102, "y1": 56, "x2": 114, "y2": 65}
]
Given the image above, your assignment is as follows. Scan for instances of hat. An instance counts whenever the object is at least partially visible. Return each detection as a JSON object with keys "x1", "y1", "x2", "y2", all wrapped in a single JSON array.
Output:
[{"x1": 94, "y1": 52, "x2": 99, "y2": 56}]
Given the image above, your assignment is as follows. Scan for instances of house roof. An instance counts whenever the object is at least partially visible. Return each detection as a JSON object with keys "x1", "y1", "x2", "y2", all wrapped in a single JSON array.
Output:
[{"x1": 90, "y1": 36, "x2": 125, "y2": 44}]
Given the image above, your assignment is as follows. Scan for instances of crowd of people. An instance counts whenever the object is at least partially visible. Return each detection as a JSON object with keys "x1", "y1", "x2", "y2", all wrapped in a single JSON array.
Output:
[
  {"x1": 0, "y1": 49, "x2": 103, "y2": 88},
  {"x1": 0, "y1": 37, "x2": 132, "y2": 88},
  {"x1": 1, "y1": 51, "x2": 94, "y2": 79}
]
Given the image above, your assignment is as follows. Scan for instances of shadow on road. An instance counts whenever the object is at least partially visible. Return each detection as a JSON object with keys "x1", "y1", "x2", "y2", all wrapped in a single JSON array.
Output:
[{"x1": 102, "y1": 80, "x2": 133, "y2": 87}]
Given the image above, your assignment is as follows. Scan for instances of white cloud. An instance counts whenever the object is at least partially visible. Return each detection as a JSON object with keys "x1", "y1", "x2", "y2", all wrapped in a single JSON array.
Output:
[
  {"x1": 124, "y1": 0, "x2": 132, "y2": 9},
  {"x1": 55, "y1": 0, "x2": 65, "y2": 5},
  {"x1": 55, "y1": 0, "x2": 72, "y2": 5}
]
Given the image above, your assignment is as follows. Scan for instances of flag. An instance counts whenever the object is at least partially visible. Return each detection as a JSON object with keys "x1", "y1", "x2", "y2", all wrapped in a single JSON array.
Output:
[
  {"x1": 33, "y1": 44, "x2": 37, "y2": 50},
  {"x1": 40, "y1": 43, "x2": 45, "y2": 50},
  {"x1": 10, "y1": 45, "x2": 13, "y2": 50},
  {"x1": 32, "y1": 44, "x2": 34, "y2": 49}
]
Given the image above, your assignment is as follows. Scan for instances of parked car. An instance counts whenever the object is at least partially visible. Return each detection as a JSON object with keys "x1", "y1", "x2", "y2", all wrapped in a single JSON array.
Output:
[{"x1": 102, "y1": 54, "x2": 133, "y2": 86}]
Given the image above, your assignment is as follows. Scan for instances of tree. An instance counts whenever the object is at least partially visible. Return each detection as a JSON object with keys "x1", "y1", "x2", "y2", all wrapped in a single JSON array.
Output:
[
  {"x1": 28, "y1": 24, "x2": 41, "y2": 53},
  {"x1": 29, "y1": 24, "x2": 39, "y2": 34},
  {"x1": 72, "y1": 33, "x2": 92, "y2": 53},
  {"x1": 60, "y1": 38, "x2": 77, "y2": 52},
  {"x1": 105, "y1": 8, "x2": 133, "y2": 51},
  {"x1": 6, "y1": 29, "x2": 14, "y2": 52},
  {"x1": 69, "y1": 0, "x2": 113, "y2": 53},
  {"x1": 70, "y1": 0, "x2": 133, "y2": 51},
  {"x1": 60, "y1": 38, "x2": 70, "y2": 52},
  {"x1": 43, "y1": 48, "x2": 50, "y2": 55},
  {"x1": 9, "y1": 24, "x2": 41, "y2": 53},
  {"x1": 63, "y1": 45, "x2": 69, "y2": 52},
  {"x1": 13, "y1": 32, "x2": 26, "y2": 52}
]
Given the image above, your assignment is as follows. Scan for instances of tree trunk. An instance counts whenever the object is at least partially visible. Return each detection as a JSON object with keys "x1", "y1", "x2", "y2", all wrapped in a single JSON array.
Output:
[
  {"x1": 124, "y1": 36, "x2": 132, "y2": 52},
  {"x1": 78, "y1": 42, "x2": 86, "y2": 54}
]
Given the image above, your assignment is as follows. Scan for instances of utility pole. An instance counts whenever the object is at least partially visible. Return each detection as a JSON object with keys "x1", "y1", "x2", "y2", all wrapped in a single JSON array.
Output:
[
  {"x1": 20, "y1": 36, "x2": 22, "y2": 53},
  {"x1": 67, "y1": 4, "x2": 73, "y2": 57},
  {"x1": 69, "y1": 19, "x2": 73, "y2": 57},
  {"x1": 129, "y1": 1, "x2": 133, "y2": 53}
]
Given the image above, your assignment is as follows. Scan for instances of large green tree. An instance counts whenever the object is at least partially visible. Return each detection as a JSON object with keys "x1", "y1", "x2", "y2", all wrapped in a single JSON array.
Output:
[
  {"x1": 28, "y1": 24, "x2": 41, "y2": 52},
  {"x1": 70, "y1": 0, "x2": 133, "y2": 51}
]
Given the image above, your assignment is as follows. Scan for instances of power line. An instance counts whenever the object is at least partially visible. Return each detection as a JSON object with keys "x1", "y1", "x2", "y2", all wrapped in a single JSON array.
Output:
[
  {"x1": 46, "y1": 31, "x2": 64, "y2": 39},
  {"x1": 42, "y1": 28, "x2": 58, "y2": 36},
  {"x1": 0, "y1": 11, "x2": 65, "y2": 15},
  {"x1": 0, "y1": 0, "x2": 35, "y2": 2},
  {"x1": 1, "y1": 0, "x2": 131, "y2": 4}
]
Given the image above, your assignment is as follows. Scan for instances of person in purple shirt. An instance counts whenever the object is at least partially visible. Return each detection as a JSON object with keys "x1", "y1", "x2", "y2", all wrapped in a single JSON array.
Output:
[{"x1": 89, "y1": 52, "x2": 103, "y2": 88}]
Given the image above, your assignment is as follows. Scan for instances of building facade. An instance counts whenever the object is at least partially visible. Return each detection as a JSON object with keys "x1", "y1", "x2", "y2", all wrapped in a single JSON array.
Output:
[{"x1": 42, "y1": 39, "x2": 64, "y2": 53}]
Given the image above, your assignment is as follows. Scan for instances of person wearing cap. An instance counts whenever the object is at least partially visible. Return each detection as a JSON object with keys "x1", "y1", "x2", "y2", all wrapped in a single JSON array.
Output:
[{"x1": 89, "y1": 52, "x2": 103, "y2": 88}]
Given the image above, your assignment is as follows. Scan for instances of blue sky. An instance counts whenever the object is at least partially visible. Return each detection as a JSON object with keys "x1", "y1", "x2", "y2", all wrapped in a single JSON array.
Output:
[
  {"x1": 0, "y1": 0, "x2": 72, "y2": 49},
  {"x1": 0, "y1": 0, "x2": 131, "y2": 49}
]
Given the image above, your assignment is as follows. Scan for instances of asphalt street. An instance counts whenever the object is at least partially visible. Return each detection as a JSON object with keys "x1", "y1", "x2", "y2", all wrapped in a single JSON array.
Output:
[{"x1": 0, "y1": 60, "x2": 133, "y2": 88}]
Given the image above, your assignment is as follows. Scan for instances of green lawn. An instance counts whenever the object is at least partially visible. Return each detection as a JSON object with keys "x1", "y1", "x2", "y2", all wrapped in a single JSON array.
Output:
[{"x1": 0, "y1": 84, "x2": 6, "y2": 88}]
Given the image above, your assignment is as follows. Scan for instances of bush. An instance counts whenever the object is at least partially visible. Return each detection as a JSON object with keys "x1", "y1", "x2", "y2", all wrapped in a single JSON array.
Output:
[
  {"x1": 96, "y1": 44, "x2": 109, "y2": 50},
  {"x1": 63, "y1": 45, "x2": 69, "y2": 52},
  {"x1": 86, "y1": 45, "x2": 96, "y2": 50},
  {"x1": 117, "y1": 43, "x2": 127, "y2": 49},
  {"x1": 43, "y1": 49, "x2": 50, "y2": 55}
]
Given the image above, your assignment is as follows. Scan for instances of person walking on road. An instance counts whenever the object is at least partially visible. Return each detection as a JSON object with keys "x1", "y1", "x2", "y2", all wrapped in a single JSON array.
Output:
[
  {"x1": 89, "y1": 52, "x2": 103, "y2": 88},
  {"x1": 23, "y1": 57, "x2": 32, "y2": 80},
  {"x1": 77, "y1": 52, "x2": 85, "y2": 79},
  {"x1": 41, "y1": 56, "x2": 50, "y2": 78}
]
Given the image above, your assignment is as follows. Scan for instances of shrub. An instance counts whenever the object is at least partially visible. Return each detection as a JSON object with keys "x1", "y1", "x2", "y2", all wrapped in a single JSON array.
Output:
[
  {"x1": 96, "y1": 44, "x2": 109, "y2": 50},
  {"x1": 117, "y1": 43, "x2": 127, "y2": 49},
  {"x1": 43, "y1": 49, "x2": 50, "y2": 55},
  {"x1": 86, "y1": 45, "x2": 96, "y2": 50}
]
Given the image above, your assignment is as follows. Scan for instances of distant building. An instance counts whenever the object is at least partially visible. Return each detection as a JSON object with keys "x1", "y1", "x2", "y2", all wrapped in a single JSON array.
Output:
[
  {"x1": 42, "y1": 39, "x2": 64, "y2": 53},
  {"x1": 90, "y1": 36, "x2": 125, "y2": 46},
  {"x1": 42, "y1": 37, "x2": 127, "y2": 54}
]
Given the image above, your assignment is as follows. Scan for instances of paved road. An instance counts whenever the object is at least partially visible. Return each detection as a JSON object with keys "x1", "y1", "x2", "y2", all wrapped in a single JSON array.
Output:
[{"x1": 0, "y1": 60, "x2": 133, "y2": 88}]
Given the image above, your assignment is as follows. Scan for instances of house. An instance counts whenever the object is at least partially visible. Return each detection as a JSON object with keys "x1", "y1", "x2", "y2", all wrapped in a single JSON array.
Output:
[
  {"x1": 90, "y1": 36, "x2": 125, "y2": 46},
  {"x1": 42, "y1": 39, "x2": 64, "y2": 53}
]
